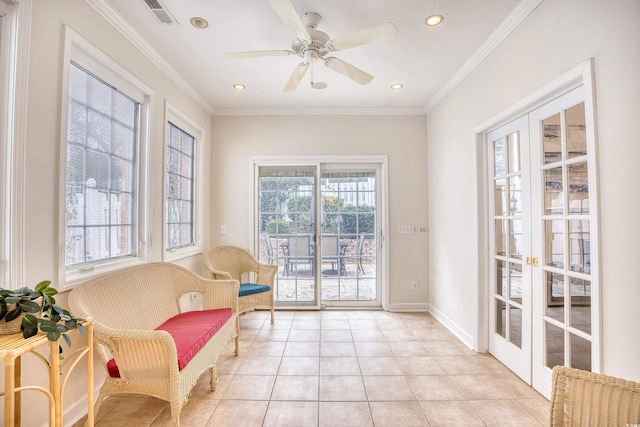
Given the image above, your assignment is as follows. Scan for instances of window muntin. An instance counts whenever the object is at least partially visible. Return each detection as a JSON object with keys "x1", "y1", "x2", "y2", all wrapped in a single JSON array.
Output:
[
  {"x1": 64, "y1": 63, "x2": 138, "y2": 267},
  {"x1": 165, "y1": 122, "x2": 195, "y2": 250}
]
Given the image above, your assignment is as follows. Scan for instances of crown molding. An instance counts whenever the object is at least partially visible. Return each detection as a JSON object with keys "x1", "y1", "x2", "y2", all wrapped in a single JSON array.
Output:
[
  {"x1": 424, "y1": 0, "x2": 543, "y2": 114},
  {"x1": 85, "y1": 0, "x2": 215, "y2": 115},
  {"x1": 213, "y1": 107, "x2": 426, "y2": 117}
]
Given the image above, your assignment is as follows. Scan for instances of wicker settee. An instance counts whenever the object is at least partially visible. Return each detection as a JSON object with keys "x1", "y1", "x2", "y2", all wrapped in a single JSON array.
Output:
[
  {"x1": 69, "y1": 262, "x2": 239, "y2": 427},
  {"x1": 550, "y1": 365, "x2": 640, "y2": 426}
]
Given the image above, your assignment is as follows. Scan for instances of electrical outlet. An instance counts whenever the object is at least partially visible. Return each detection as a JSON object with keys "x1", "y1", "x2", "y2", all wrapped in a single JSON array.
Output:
[
  {"x1": 411, "y1": 281, "x2": 418, "y2": 291},
  {"x1": 220, "y1": 225, "x2": 227, "y2": 235},
  {"x1": 411, "y1": 225, "x2": 418, "y2": 234}
]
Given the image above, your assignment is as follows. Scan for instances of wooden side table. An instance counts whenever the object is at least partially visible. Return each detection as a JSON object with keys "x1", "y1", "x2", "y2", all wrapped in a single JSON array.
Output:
[{"x1": 0, "y1": 320, "x2": 94, "y2": 426}]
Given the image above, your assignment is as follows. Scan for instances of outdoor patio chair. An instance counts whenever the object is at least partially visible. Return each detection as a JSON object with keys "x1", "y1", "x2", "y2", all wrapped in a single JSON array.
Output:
[
  {"x1": 261, "y1": 233, "x2": 279, "y2": 265},
  {"x1": 204, "y1": 245, "x2": 277, "y2": 323},
  {"x1": 283, "y1": 235, "x2": 314, "y2": 276},
  {"x1": 343, "y1": 232, "x2": 366, "y2": 274}
]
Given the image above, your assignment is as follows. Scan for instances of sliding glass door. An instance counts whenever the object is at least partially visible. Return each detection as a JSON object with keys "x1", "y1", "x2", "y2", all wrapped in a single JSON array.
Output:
[{"x1": 254, "y1": 158, "x2": 383, "y2": 308}]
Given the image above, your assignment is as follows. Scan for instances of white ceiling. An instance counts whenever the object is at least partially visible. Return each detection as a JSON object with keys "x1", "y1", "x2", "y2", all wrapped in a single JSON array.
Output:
[{"x1": 98, "y1": 0, "x2": 531, "y2": 115}]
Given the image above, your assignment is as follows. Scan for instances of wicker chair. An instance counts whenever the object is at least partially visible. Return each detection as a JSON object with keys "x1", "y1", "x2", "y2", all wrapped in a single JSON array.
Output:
[
  {"x1": 68, "y1": 262, "x2": 240, "y2": 427},
  {"x1": 204, "y1": 245, "x2": 277, "y2": 324},
  {"x1": 550, "y1": 365, "x2": 640, "y2": 426}
]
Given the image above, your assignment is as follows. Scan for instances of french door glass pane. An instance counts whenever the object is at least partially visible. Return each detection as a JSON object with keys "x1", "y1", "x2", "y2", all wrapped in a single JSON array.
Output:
[
  {"x1": 495, "y1": 178, "x2": 507, "y2": 215},
  {"x1": 509, "y1": 219, "x2": 523, "y2": 259},
  {"x1": 570, "y1": 333, "x2": 591, "y2": 371},
  {"x1": 496, "y1": 299, "x2": 506, "y2": 338},
  {"x1": 543, "y1": 113, "x2": 561, "y2": 164},
  {"x1": 509, "y1": 305, "x2": 522, "y2": 348},
  {"x1": 544, "y1": 168, "x2": 563, "y2": 214},
  {"x1": 570, "y1": 277, "x2": 591, "y2": 334},
  {"x1": 566, "y1": 103, "x2": 587, "y2": 159},
  {"x1": 496, "y1": 259, "x2": 506, "y2": 297},
  {"x1": 545, "y1": 272, "x2": 564, "y2": 320},
  {"x1": 568, "y1": 163, "x2": 589, "y2": 214},
  {"x1": 544, "y1": 220, "x2": 564, "y2": 268},
  {"x1": 546, "y1": 321, "x2": 564, "y2": 369},
  {"x1": 495, "y1": 220, "x2": 506, "y2": 256}
]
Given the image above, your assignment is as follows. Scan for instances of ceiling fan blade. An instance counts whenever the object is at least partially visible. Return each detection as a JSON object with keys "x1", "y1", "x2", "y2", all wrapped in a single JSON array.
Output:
[
  {"x1": 224, "y1": 50, "x2": 293, "y2": 59},
  {"x1": 283, "y1": 62, "x2": 310, "y2": 92},
  {"x1": 268, "y1": 0, "x2": 311, "y2": 41},
  {"x1": 329, "y1": 22, "x2": 398, "y2": 51},
  {"x1": 324, "y1": 57, "x2": 373, "y2": 85}
]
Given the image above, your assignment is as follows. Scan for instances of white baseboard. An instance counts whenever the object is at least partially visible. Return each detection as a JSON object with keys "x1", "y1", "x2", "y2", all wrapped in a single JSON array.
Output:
[
  {"x1": 386, "y1": 302, "x2": 429, "y2": 312},
  {"x1": 427, "y1": 303, "x2": 476, "y2": 350}
]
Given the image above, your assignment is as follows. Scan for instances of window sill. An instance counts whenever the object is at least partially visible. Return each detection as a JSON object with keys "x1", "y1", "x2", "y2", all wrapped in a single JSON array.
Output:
[{"x1": 62, "y1": 257, "x2": 147, "y2": 290}]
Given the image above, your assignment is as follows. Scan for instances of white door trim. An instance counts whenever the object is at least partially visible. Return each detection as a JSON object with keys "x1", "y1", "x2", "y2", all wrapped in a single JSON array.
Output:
[
  {"x1": 249, "y1": 155, "x2": 390, "y2": 310},
  {"x1": 472, "y1": 58, "x2": 599, "y2": 363}
]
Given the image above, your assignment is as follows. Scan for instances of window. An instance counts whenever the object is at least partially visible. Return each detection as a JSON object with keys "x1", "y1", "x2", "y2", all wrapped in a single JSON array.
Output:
[
  {"x1": 64, "y1": 63, "x2": 138, "y2": 267},
  {"x1": 165, "y1": 123, "x2": 194, "y2": 249},
  {"x1": 163, "y1": 103, "x2": 203, "y2": 260},
  {"x1": 61, "y1": 27, "x2": 152, "y2": 285}
]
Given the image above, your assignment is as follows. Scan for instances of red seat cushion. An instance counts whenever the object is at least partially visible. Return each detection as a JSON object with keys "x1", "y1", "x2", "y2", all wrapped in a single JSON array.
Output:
[{"x1": 106, "y1": 308, "x2": 232, "y2": 378}]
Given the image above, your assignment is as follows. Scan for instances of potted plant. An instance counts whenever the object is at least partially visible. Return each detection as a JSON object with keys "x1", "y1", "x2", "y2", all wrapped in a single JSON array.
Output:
[{"x1": 0, "y1": 280, "x2": 84, "y2": 348}]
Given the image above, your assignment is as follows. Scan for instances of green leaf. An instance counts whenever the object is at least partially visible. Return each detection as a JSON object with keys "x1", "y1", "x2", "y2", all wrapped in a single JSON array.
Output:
[
  {"x1": 0, "y1": 303, "x2": 6, "y2": 321},
  {"x1": 38, "y1": 320, "x2": 59, "y2": 332},
  {"x1": 5, "y1": 308, "x2": 22, "y2": 322},
  {"x1": 62, "y1": 333, "x2": 72, "y2": 347},
  {"x1": 78, "y1": 323, "x2": 86, "y2": 335},
  {"x1": 46, "y1": 329, "x2": 61, "y2": 341},
  {"x1": 4, "y1": 296, "x2": 20, "y2": 304},
  {"x1": 22, "y1": 313, "x2": 39, "y2": 328},
  {"x1": 21, "y1": 314, "x2": 39, "y2": 338},
  {"x1": 18, "y1": 300, "x2": 41, "y2": 313},
  {"x1": 34, "y1": 280, "x2": 51, "y2": 293},
  {"x1": 42, "y1": 287, "x2": 58, "y2": 298}
]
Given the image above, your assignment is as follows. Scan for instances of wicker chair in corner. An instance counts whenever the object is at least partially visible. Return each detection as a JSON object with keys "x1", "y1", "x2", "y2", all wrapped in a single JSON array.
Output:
[
  {"x1": 550, "y1": 365, "x2": 640, "y2": 426},
  {"x1": 205, "y1": 245, "x2": 277, "y2": 324}
]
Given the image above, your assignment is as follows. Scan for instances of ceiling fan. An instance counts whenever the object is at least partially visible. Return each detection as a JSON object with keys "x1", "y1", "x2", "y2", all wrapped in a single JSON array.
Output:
[{"x1": 224, "y1": 0, "x2": 398, "y2": 91}]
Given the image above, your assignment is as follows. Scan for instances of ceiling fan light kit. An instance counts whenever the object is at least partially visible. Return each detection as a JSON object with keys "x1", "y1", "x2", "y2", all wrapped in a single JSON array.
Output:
[{"x1": 225, "y1": 0, "x2": 398, "y2": 92}]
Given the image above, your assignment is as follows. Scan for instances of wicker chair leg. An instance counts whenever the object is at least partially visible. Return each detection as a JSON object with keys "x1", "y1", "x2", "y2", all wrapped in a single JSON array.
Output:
[
  {"x1": 209, "y1": 365, "x2": 218, "y2": 391},
  {"x1": 270, "y1": 306, "x2": 275, "y2": 324}
]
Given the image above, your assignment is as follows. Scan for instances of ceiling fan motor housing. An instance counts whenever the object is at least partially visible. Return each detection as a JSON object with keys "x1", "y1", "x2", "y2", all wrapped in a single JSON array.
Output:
[{"x1": 292, "y1": 29, "x2": 330, "y2": 59}]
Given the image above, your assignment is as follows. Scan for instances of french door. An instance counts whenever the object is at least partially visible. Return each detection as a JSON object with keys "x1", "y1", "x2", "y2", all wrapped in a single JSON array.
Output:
[
  {"x1": 487, "y1": 86, "x2": 598, "y2": 397},
  {"x1": 254, "y1": 158, "x2": 383, "y2": 308}
]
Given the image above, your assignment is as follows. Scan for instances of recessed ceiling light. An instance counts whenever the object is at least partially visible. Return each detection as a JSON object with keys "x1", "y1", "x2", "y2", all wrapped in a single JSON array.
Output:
[
  {"x1": 425, "y1": 14, "x2": 444, "y2": 27},
  {"x1": 391, "y1": 83, "x2": 403, "y2": 90},
  {"x1": 190, "y1": 17, "x2": 209, "y2": 29},
  {"x1": 233, "y1": 83, "x2": 246, "y2": 90}
]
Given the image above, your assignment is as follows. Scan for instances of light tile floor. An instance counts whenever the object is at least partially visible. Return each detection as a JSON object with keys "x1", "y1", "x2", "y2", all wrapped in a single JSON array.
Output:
[{"x1": 73, "y1": 310, "x2": 549, "y2": 426}]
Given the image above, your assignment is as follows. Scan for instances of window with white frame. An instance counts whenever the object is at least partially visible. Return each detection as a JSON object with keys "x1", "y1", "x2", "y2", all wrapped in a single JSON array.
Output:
[
  {"x1": 163, "y1": 104, "x2": 202, "y2": 259},
  {"x1": 65, "y1": 63, "x2": 138, "y2": 267},
  {"x1": 165, "y1": 122, "x2": 194, "y2": 249},
  {"x1": 61, "y1": 27, "x2": 151, "y2": 281}
]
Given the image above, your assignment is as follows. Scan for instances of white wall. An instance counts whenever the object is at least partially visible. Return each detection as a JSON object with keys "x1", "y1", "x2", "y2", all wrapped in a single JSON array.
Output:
[
  {"x1": 427, "y1": 0, "x2": 640, "y2": 381},
  {"x1": 211, "y1": 115, "x2": 429, "y2": 307},
  {"x1": 5, "y1": 1, "x2": 214, "y2": 425}
]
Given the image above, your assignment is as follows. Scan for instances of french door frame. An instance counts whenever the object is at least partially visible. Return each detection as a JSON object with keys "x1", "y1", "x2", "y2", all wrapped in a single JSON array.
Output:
[
  {"x1": 472, "y1": 59, "x2": 601, "y2": 388},
  {"x1": 249, "y1": 155, "x2": 389, "y2": 310}
]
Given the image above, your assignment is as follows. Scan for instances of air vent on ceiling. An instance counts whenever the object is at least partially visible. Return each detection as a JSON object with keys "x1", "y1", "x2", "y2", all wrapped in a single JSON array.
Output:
[{"x1": 143, "y1": 0, "x2": 178, "y2": 25}]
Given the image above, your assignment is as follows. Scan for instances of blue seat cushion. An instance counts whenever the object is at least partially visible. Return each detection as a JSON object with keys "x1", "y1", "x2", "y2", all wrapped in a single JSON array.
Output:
[{"x1": 239, "y1": 283, "x2": 271, "y2": 297}]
